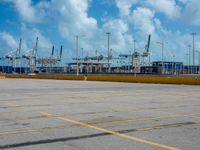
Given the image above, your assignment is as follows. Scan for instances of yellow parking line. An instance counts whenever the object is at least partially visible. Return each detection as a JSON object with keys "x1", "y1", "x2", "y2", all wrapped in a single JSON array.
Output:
[
  {"x1": 40, "y1": 112, "x2": 180, "y2": 150},
  {"x1": 0, "y1": 129, "x2": 38, "y2": 135},
  {"x1": 0, "y1": 125, "x2": 76, "y2": 135},
  {"x1": 1, "y1": 112, "x2": 199, "y2": 135},
  {"x1": 0, "y1": 121, "x2": 198, "y2": 136},
  {"x1": 95, "y1": 112, "x2": 200, "y2": 126}
]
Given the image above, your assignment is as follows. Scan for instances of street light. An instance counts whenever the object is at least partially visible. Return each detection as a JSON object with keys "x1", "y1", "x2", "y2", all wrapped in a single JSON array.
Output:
[
  {"x1": 128, "y1": 50, "x2": 132, "y2": 73},
  {"x1": 156, "y1": 40, "x2": 168, "y2": 74},
  {"x1": 195, "y1": 50, "x2": 200, "y2": 74},
  {"x1": 187, "y1": 45, "x2": 192, "y2": 74},
  {"x1": 75, "y1": 35, "x2": 85, "y2": 76},
  {"x1": 173, "y1": 55, "x2": 175, "y2": 74},
  {"x1": 191, "y1": 33, "x2": 196, "y2": 65},
  {"x1": 81, "y1": 48, "x2": 84, "y2": 60},
  {"x1": 196, "y1": 50, "x2": 200, "y2": 65},
  {"x1": 156, "y1": 40, "x2": 166, "y2": 62},
  {"x1": 133, "y1": 39, "x2": 136, "y2": 53},
  {"x1": 106, "y1": 32, "x2": 111, "y2": 72},
  {"x1": 188, "y1": 45, "x2": 191, "y2": 66}
]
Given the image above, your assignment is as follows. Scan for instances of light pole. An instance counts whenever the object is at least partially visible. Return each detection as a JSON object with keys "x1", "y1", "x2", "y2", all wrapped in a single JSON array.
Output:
[
  {"x1": 195, "y1": 50, "x2": 200, "y2": 74},
  {"x1": 188, "y1": 45, "x2": 191, "y2": 74},
  {"x1": 157, "y1": 40, "x2": 167, "y2": 74},
  {"x1": 75, "y1": 35, "x2": 85, "y2": 76},
  {"x1": 106, "y1": 32, "x2": 111, "y2": 72},
  {"x1": 196, "y1": 51, "x2": 200, "y2": 65},
  {"x1": 128, "y1": 51, "x2": 131, "y2": 73},
  {"x1": 188, "y1": 45, "x2": 191, "y2": 66},
  {"x1": 157, "y1": 40, "x2": 165, "y2": 62},
  {"x1": 186, "y1": 53, "x2": 189, "y2": 74},
  {"x1": 191, "y1": 33, "x2": 196, "y2": 65},
  {"x1": 132, "y1": 40, "x2": 136, "y2": 70},
  {"x1": 133, "y1": 40, "x2": 136, "y2": 53},
  {"x1": 81, "y1": 48, "x2": 84, "y2": 60},
  {"x1": 173, "y1": 55, "x2": 175, "y2": 74}
]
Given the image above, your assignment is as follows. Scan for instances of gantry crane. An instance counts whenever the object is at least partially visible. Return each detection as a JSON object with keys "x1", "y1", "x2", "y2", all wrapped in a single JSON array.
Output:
[
  {"x1": 141, "y1": 34, "x2": 151, "y2": 65},
  {"x1": 4, "y1": 38, "x2": 22, "y2": 72}
]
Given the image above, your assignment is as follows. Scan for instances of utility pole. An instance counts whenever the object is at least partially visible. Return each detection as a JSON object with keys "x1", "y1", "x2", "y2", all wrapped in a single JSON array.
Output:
[
  {"x1": 157, "y1": 40, "x2": 165, "y2": 62},
  {"x1": 81, "y1": 48, "x2": 84, "y2": 60},
  {"x1": 188, "y1": 45, "x2": 191, "y2": 67},
  {"x1": 75, "y1": 36, "x2": 79, "y2": 76},
  {"x1": 106, "y1": 32, "x2": 111, "y2": 72},
  {"x1": 196, "y1": 50, "x2": 200, "y2": 74},
  {"x1": 191, "y1": 33, "x2": 196, "y2": 65},
  {"x1": 161, "y1": 40, "x2": 164, "y2": 62},
  {"x1": 129, "y1": 51, "x2": 131, "y2": 73},
  {"x1": 75, "y1": 35, "x2": 85, "y2": 76},
  {"x1": 188, "y1": 45, "x2": 191, "y2": 74},
  {"x1": 197, "y1": 51, "x2": 200, "y2": 65},
  {"x1": 157, "y1": 40, "x2": 167, "y2": 74},
  {"x1": 18, "y1": 38, "x2": 22, "y2": 74},
  {"x1": 32, "y1": 37, "x2": 38, "y2": 71},
  {"x1": 133, "y1": 40, "x2": 136, "y2": 53},
  {"x1": 173, "y1": 55, "x2": 175, "y2": 74},
  {"x1": 186, "y1": 53, "x2": 188, "y2": 73},
  {"x1": 96, "y1": 50, "x2": 98, "y2": 57}
]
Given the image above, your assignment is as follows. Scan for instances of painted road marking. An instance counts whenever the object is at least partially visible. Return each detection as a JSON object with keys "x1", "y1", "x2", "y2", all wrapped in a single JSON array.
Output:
[
  {"x1": 0, "y1": 125, "x2": 76, "y2": 135},
  {"x1": 0, "y1": 121, "x2": 198, "y2": 136},
  {"x1": 0, "y1": 111, "x2": 199, "y2": 135},
  {"x1": 94, "y1": 112, "x2": 200, "y2": 126},
  {"x1": 40, "y1": 112, "x2": 180, "y2": 150},
  {"x1": 45, "y1": 112, "x2": 200, "y2": 127}
]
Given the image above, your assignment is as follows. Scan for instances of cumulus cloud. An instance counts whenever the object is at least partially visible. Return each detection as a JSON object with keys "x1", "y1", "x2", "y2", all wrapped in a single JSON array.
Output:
[
  {"x1": 177, "y1": 0, "x2": 190, "y2": 4},
  {"x1": 102, "y1": 19, "x2": 133, "y2": 53},
  {"x1": 0, "y1": 27, "x2": 52, "y2": 59},
  {"x1": 44, "y1": 0, "x2": 138, "y2": 56},
  {"x1": 20, "y1": 24, "x2": 52, "y2": 55},
  {"x1": 3, "y1": 0, "x2": 39, "y2": 22},
  {"x1": 115, "y1": 0, "x2": 139, "y2": 16},
  {"x1": 181, "y1": 0, "x2": 200, "y2": 25},
  {"x1": 0, "y1": 0, "x2": 198, "y2": 64},
  {"x1": 0, "y1": 32, "x2": 18, "y2": 51},
  {"x1": 130, "y1": 7, "x2": 155, "y2": 35},
  {"x1": 52, "y1": 0, "x2": 98, "y2": 39},
  {"x1": 146, "y1": 0, "x2": 181, "y2": 19}
]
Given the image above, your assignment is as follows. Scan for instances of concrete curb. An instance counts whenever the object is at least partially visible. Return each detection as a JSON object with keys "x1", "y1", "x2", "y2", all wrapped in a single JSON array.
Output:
[
  {"x1": 4, "y1": 74, "x2": 200, "y2": 85},
  {"x1": 0, "y1": 75, "x2": 6, "y2": 79},
  {"x1": 87, "y1": 76, "x2": 200, "y2": 85}
]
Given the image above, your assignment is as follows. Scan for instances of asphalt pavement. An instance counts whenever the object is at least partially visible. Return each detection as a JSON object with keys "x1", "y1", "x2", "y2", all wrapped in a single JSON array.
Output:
[{"x1": 0, "y1": 79, "x2": 200, "y2": 150}]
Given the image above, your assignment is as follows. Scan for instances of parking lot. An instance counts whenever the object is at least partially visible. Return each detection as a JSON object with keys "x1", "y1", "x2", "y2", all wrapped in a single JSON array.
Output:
[{"x1": 0, "y1": 78, "x2": 200, "y2": 150}]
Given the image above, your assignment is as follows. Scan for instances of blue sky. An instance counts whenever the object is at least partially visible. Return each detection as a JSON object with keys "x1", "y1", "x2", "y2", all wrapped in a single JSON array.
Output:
[{"x1": 0, "y1": 0, "x2": 200, "y2": 65}]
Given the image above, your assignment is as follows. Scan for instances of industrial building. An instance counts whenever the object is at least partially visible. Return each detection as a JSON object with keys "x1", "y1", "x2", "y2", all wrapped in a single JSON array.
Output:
[
  {"x1": 0, "y1": 34, "x2": 200, "y2": 75},
  {"x1": 152, "y1": 61, "x2": 184, "y2": 75}
]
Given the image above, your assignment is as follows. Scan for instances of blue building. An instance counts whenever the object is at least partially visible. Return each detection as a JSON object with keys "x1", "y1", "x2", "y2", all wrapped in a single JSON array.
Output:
[
  {"x1": 152, "y1": 61, "x2": 184, "y2": 74},
  {"x1": 0, "y1": 66, "x2": 12, "y2": 73},
  {"x1": 0, "y1": 66, "x2": 30, "y2": 74}
]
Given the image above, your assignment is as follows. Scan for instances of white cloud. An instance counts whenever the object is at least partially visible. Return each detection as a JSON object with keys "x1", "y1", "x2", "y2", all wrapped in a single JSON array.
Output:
[
  {"x1": 146, "y1": 0, "x2": 181, "y2": 19},
  {"x1": 177, "y1": 0, "x2": 190, "y2": 4},
  {"x1": 13, "y1": 0, "x2": 37, "y2": 22},
  {"x1": 20, "y1": 24, "x2": 52, "y2": 56},
  {"x1": 0, "y1": 27, "x2": 52, "y2": 58},
  {"x1": 49, "y1": 0, "x2": 97, "y2": 39},
  {"x1": 102, "y1": 19, "x2": 133, "y2": 53},
  {"x1": 181, "y1": 0, "x2": 200, "y2": 25},
  {"x1": 115, "y1": 0, "x2": 139, "y2": 16},
  {"x1": 1, "y1": 0, "x2": 198, "y2": 64},
  {"x1": 130, "y1": 7, "x2": 155, "y2": 35},
  {"x1": 0, "y1": 32, "x2": 18, "y2": 51},
  {"x1": 44, "y1": 0, "x2": 100, "y2": 58}
]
